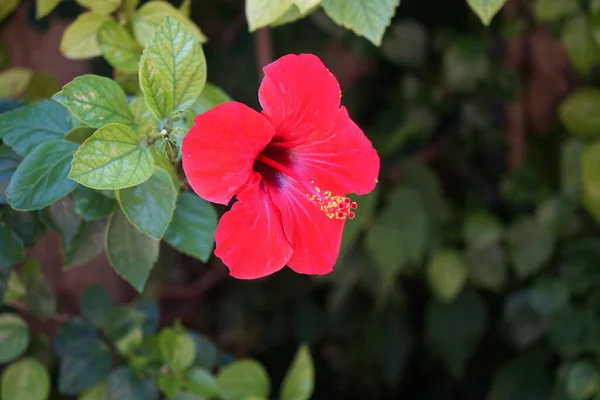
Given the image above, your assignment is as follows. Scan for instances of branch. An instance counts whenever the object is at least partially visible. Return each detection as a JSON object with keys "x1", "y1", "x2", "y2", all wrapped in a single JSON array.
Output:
[
  {"x1": 254, "y1": 27, "x2": 274, "y2": 80},
  {"x1": 159, "y1": 265, "x2": 228, "y2": 300}
]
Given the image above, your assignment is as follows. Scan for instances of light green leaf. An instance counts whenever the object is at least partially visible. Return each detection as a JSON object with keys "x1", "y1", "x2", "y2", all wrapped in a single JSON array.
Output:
[
  {"x1": 133, "y1": 0, "x2": 207, "y2": 47},
  {"x1": 427, "y1": 249, "x2": 468, "y2": 303},
  {"x1": 246, "y1": 0, "x2": 293, "y2": 31},
  {"x1": 191, "y1": 83, "x2": 232, "y2": 114},
  {"x1": 559, "y1": 87, "x2": 600, "y2": 139},
  {"x1": 139, "y1": 57, "x2": 174, "y2": 120},
  {"x1": 533, "y1": 0, "x2": 578, "y2": 22},
  {"x1": 60, "y1": 12, "x2": 112, "y2": 59},
  {"x1": 321, "y1": 0, "x2": 400, "y2": 46},
  {"x1": 65, "y1": 219, "x2": 107, "y2": 269},
  {"x1": 0, "y1": 67, "x2": 32, "y2": 99},
  {"x1": 76, "y1": 0, "x2": 120, "y2": 14},
  {"x1": 69, "y1": 123, "x2": 154, "y2": 190},
  {"x1": 280, "y1": 345, "x2": 314, "y2": 400},
  {"x1": 1, "y1": 270, "x2": 26, "y2": 304},
  {"x1": 216, "y1": 360, "x2": 271, "y2": 400},
  {"x1": 180, "y1": 0, "x2": 191, "y2": 16},
  {"x1": 0, "y1": 314, "x2": 29, "y2": 363},
  {"x1": 0, "y1": 225, "x2": 24, "y2": 269},
  {"x1": 293, "y1": 0, "x2": 321, "y2": 13},
  {"x1": 59, "y1": 338, "x2": 113, "y2": 394},
  {"x1": 426, "y1": 289, "x2": 487, "y2": 377},
  {"x1": 466, "y1": 0, "x2": 507, "y2": 25},
  {"x1": 0, "y1": 0, "x2": 19, "y2": 21},
  {"x1": 21, "y1": 70, "x2": 60, "y2": 102},
  {"x1": 116, "y1": 167, "x2": 177, "y2": 239},
  {"x1": 0, "y1": 358, "x2": 50, "y2": 400},
  {"x1": 561, "y1": 15, "x2": 600, "y2": 76},
  {"x1": 53, "y1": 75, "x2": 134, "y2": 128},
  {"x1": 65, "y1": 126, "x2": 96, "y2": 144},
  {"x1": 141, "y1": 16, "x2": 207, "y2": 114},
  {"x1": 72, "y1": 186, "x2": 116, "y2": 221},
  {"x1": 98, "y1": 20, "x2": 141, "y2": 74},
  {"x1": 185, "y1": 368, "x2": 219, "y2": 398},
  {"x1": 6, "y1": 140, "x2": 78, "y2": 211},
  {"x1": 36, "y1": 0, "x2": 63, "y2": 18},
  {"x1": 164, "y1": 192, "x2": 217, "y2": 262},
  {"x1": 0, "y1": 99, "x2": 72, "y2": 157},
  {"x1": 79, "y1": 383, "x2": 108, "y2": 400},
  {"x1": 0, "y1": 146, "x2": 20, "y2": 204},
  {"x1": 507, "y1": 217, "x2": 554, "y2": 279},
  {"x1": 106, "y1": 208, "x2": 159, "y2": 292},
  {"x1": 158, "y1": 328, "x2": 196, "y2": 373},
  {"x1": 582, "y1": 141, "x2": 600, "y2": 220},
  {"x1": 463, "y1": 211, "x2": 503, "y2": 249}
]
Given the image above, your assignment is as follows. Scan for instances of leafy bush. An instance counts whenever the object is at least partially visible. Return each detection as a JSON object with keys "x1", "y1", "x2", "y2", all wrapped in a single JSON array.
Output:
[{"x1": 1, "y1": 0, "x2": 599, "y2": 399}]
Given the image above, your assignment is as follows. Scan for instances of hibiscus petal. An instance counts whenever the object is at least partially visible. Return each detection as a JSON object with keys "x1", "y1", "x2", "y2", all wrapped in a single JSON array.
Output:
[
  {"x1": 214, "y1": 174, "x2": 293, "y2": 279},
  {"x1": 182, "y1": 102, "x2": 275, "y2": 205},
  {"x1": 258, "y1": 54, "x2": 341, "y2": 142},
  {"x1": 268, "y1": 178, "x2": 345, "y2": 275},
  {"x1": 293, "y1": 106, "x2": 380, "y2": 195}
]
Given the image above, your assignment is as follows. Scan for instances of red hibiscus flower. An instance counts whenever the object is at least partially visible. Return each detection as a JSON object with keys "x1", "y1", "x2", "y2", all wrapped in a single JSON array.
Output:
[{"x1": 182, "y1": 54, "x2": 380, "y2": 279}]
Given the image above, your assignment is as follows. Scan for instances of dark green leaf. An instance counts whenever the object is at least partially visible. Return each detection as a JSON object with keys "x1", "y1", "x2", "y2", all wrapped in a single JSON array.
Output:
[
  {"x1": 186, "y1": 368, "x2": 219, "y2": 398},
  {"x1": 528, "y1": 276, "x2": 570, "y2": 317},
  {"x1": 0, "y1": 145, "x2": 20, "y2": 204},
  {"x1": 53, "y1": 75, "x2": 134, "y2": 128},
  {"x1": 53, "y1": 317, "x2": 98, "y2": 358},
  {"x1": 0, "y1": 100, "x2": 72, "y2": 156},
  {"x1": 107, "y1": 366, "x2": 159, "y2": 400},
  {"x1": 6, "y1": 140, "x2": 78, "y2": 210},
  {"x1": 549, "y1": 306, "x2": 600, "y2": 357},
  {"x1": 59, "y1": 337, "x2": 113, "y2": 395},
  {"x1": 41, "y1": 195, "x2": 81, "y2": 247},
  {"x1": 0, "y1": 225, "x2": 25, "y2": 269},
  {"x1": 64, "y1": 126, "x2": 96, "y2": 144},
  {"x1": 490, "y1": 352, "x2": 552, "y2": 400},
  {"x1": 427, "y1": 249, "x2": 468, "y2": 303},
  {"x1": 189, "y1": 332, "x2": 218, "y2": 370},
  {"x1": 164, "y1": 192, "x2": 217, "y2": 262},
  {"x1": 106, "y1": 208, "x2": 159, "y2": 292},
  {"x1": 72, "y1": 186, "x2": 116, "y2": 221},
  {"x1": 64, "y1": 219, "x2": 107, "y2": 269},
  {"x1": 82, "y1": 284, "x2": 114, "y2": 328},
  {"x1": 339, "y1": 189, "x2": 378, "y2": 258},
  {"x1": 507, "y1": 217, "x2": 554, "y2": 279},
  {"x1": 465, "y1": 243, "x2": 507, "y2": 292},
  {"x1": 566, "y1": 361, "x2": 600, "y2": 400}
]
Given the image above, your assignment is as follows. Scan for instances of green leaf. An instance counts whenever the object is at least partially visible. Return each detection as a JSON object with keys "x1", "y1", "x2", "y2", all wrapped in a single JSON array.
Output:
[
  {"x1": 60, "y1": 12, "x2": 112, "y2": 59},
  {"x1": 53, "y1": 75, "x2": 134, "y2": 128},
  {"x1": 36, "y1": 0, "x2": 63, "y2": 18},
  {"x1": 0, "y1": 0, "x2": 19, "y2": 22},
  {"x1": 59, "y1": 337, "x2": 113, "y2": 395},
  {"x1": 1, "y1": 270, "x2": 26, "y2": 304},
  {"x1": 20, "y1": 71, "x2": 60, "y2": 103},
  {"x1": 133, "y1": 0, "x2": 207, "y2": 47},
  {"x1": 116, "y1": 167, "x2": 177, "y2": 239},
  {"x1": 82, "y1": 284, "x2": 113, "y2": 328},
  {"x1": 64, "y1": 219, "x2": 107, "y2": 269},
  {"x1": 560, "y1": 88, "x2": 600, "y2": 139},
  {"x1": 507, "y1": 217, "x2": 554, "y2": 279},
  {"x1": 80, "y1": 383, "x2": 108, "y2": 400},
  {"x1": 157, "y1": 374, "x2": 183, "y2": 397},
  {"x1": 106, "y1": 208, "x2": 159, "y2": 292},
  {"x1": 561, "y1": 139, "x2": 585, "y2": 199},
  {"x1": 465, "y1": 243, "x2": 507, "y2": 292},
  {"x1": 0, "y1": 314, "x2": 29, "y2": 363},
  {"x1": 98, "y1": 20, "x2": 142, "y2": 74},
  {"x1": 529, "y1": 276, "x2": 569, "y2": 317},
  {"x1": 466, "y1": 0, "x2": 508, "y2": 25},
  {"x1": 158, "y1": 328, "x2": 196, "y2": 373},
  {"x1": 164, "y1": 192, "x2": 217, "y2": 262},
  {"x1": 191, "y1": 83, "x2": 232, "y2": 115},
  {"x1": 548, "y1": 306, "x2": 599, "y2": 357},
  {"x1": 321, "y1": 0, "x2": 400, "y2": 46},
  {"x1": 463, "y1": 212, "x2": 503, "y2": 249},
  {"x1": 426, "y1": 288, "x2": 487, "y2": 377},
  {"x1": 41, "y1": 196, "x2": 81, "y2": 247},
  {"x1": 280, "y1": 345, "x2": 314, "y2": 400},
  {"x1": 0, "y1": 146, "x2": 20, "y2": 204},
  {"x1": 21, "y1": 259, "x2": 57, "y2": 319},
  {"x1": 69, "y1": 123, "x2": 153, "y2": 190},
  {"x1": 561, "y1": 15, "x2": 600, "y2": 76},
  {"x1": 185, "y1": 368, "x2": 219, "y2": 398},
  {"x1": 490, "y1": 352, "x2": 552, "y2": 400},
  {"x1": 216, "y1": 360, "x2": 271, "y2": 400},
  {"x1": 582, "y1": 141, "x2": 600, "y2": 220},
  {"x1": 72, "y1": 186, "x2": 116, "y2": 221},
  {"x1": 533, "y1": 0, "x2": 579, "y2": 22},
  {"x1": 107, "y1": 366, "x2": 159, "y2": 400},
  {"x1": 339, "y1": 190, "x2": 378, "y2": 258},
  {"x1": 76, "y1": 0, "x2": 121, "y2": 14},
  {"x1": 245, "y1": 0, "x2": 293, "y2": 31},
  {"x1": 293, "y1": 0, "x2": 321, "y2": 13},
  {"x1": 6, "y1": 140, "x2": 78, "y2": 211},
  {"x1": 427, "y1": 249, "x2": 468, "y2": 303},
  {"x1": 0, "y1": 358, "x2": 50, "y2": 400},
  {"x1": 139, "y1": 57, "x2": 174, "y2": 121},
  {"x1": 0, "y1": 99, "x2": 72, "y2": 157},
  {"x1": 365, "y1": 220, "x2": 404, "y2": 295},
  {"x1": 140, "y1": 16, "x2": 207, "y2": 114},
  {"x1": 189, "y1": 332, "x2": 218, "y2": 370},
  {"x1": 0, "y1": 67, "x2": 32, "y2": 99},
  {"x1": 443, "y1": 38, "x2": 490, "y2": 92},
  {"x1": 0, "y1": 225, "x2": 24, "y2": 269},
  {"x1": 65, "y1": 126, "x2": 96, "y2": 144},
  {"x1": 566, "y1": 361, "x2": 600, "y2": 399}
]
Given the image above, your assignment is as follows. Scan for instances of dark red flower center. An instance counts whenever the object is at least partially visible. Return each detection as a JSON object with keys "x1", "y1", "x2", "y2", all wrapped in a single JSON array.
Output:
[{"x1": 254, "y1": 142, "x2": 356, "y2": 220}]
